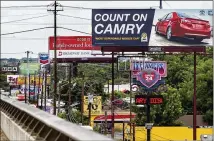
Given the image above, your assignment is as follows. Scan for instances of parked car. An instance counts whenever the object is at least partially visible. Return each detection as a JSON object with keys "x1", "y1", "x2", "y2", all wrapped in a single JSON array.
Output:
[{"x1": 155, "y1": 12, "x2": 211, "y2": 42}]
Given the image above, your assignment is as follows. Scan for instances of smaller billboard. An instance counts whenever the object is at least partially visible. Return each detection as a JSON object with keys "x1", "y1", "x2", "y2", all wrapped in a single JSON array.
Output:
[
  {"x1": 130, "y1": 61, "x2": 167, "y2": 77},
  {"x1": 7, "y1": 75, "x2": 19, "y2": 85},
  {"x1": 19, "y1": 84, "x2": 41, "y2": 95},
  {"x1": 38, "y1": 53, "x2": 49, "y2": 65},
  {"x1": 1, "y1": 66, "x2": 18, "y2": 73},
  {"x1": 83, "y1": 96, "x2": 102, "y2": 115},
  {"x1": 19, "y1": 63, "x2": 40, "y2": 75},
  {"x1": 49, "y1": 36, "x2": 111, "y2": 59},
  {"x1": 17, "y1": 76, "x2": 51, "y2": 85},
  {"x1": 135, "y1": 95, "x2": 164, "y2": 105}
]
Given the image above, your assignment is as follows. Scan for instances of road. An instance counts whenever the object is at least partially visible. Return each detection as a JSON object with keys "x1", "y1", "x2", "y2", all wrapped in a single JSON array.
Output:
[
  {"x1": 149, "y1": 27, "x2": 213, "y2": 46},
  {"x1": 1, "y1": 129, "x2": 9, "y2": 141}
]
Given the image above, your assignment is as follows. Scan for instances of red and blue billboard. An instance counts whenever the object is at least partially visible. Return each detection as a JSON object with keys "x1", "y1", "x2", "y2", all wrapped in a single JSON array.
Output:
[{"x1": 92, "y1": 9, "x2": 213, "y2": 47}]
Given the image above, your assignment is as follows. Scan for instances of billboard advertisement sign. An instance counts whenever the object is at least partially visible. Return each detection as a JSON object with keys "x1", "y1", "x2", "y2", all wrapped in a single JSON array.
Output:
[
  {"x1": 92, "y1": 9, "x2": 213, "y2": 47},
  {"x1": 17, "y1": 76, "x2": 51, "y2": 85},
  {"x1": 38, "y1": 53, "x2": 49, "y2": 65},
  {"x1": 7, "y1": 75, "x2": 19, "y2": 85},
  {"x1": 19, "y1": 63, "x2": 40, "y2": 75},
  {"x1": 130, "y1": 61, "x2": 167, "y2": 77},
  {"x1": 135, "y1": 95, "x2": 164, "y2": 105},
  {"x1": 20, "y1": 84, "x2": 41, "y2": 95},
  {"x1": 83, "y1": 96, "x2": 102, "y2": 115},
  {"x1": 49, "y1": 36, "x2": 111, "y2": 58},
  {"x1": 1, "y1": 66, "x2": 18, "y2": 72}
]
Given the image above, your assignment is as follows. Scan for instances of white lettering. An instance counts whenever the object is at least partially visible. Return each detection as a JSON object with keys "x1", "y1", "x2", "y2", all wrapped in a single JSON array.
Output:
[
  {"x1": 136, "y1": 24, "x2": 145, "y2": 34},
  {"x1": 95, "y1": 24, "x2": 104, "y2": 34},
  {"x1": 113, "y1": 24, "x2": 126, "y2": 34},
  {"x1": 103, "y1": 24, "x2": 112, "y2": 34},
  {"x1": 95, "y1": 14, "x2": 101, "y2": 21},
  {"x1": 141, "y1": 14, "x2": 147, "y2": 21},
  {"x1": 125, "y1": 24, "x2": 135, "y2": 34},
  {"x1": 102, "y1": 14, "x2": 109, "y2": 22},
  {"x1": 133, "y1": 14, "x2": 140, "y2": 21}
]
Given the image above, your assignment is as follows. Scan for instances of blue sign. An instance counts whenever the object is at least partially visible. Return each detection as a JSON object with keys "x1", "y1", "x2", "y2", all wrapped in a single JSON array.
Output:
[
  {"x1": 92, "y1": 9, "x2": 155, "y2": 46},
  {"x1": 39, "y1": 53, "x2": 49, "y2": 65}
]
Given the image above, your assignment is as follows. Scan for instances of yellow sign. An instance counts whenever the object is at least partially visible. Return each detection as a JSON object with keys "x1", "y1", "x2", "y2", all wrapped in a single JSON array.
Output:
[
  {"x1": 83, "y1": 96, "x2": 102, "y2": 115},
  {"x1": 17, "y1": 76, "x2": 51, "y2": 85}
]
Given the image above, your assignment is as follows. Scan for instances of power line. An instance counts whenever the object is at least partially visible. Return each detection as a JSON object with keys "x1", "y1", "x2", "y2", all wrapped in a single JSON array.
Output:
[
  {"x1": 1, "y1": 12, "x2": 49, "y2": 17},
  {"x1": 1, "y1": 23, "x2": 90, "y2": 25},
  {"x1": 1, "y1": 26, "x2": 90, "y2": 36},
  {"x1": 58, "y1": 27, "x2": 91, "y2": 35},
  {"x1": 1, "y1": 5, "x2": 48, "y2": 8},
  {"x1": 58, "y1": 14, "x2": 91, "y2": 20},
  {"x1": 163, "y1": 0, "x2": 172, "y2": 8},
  {"x1": 1, "y1": 14, "x2": 50, "y2": 24},
  {"x1": 1, "y1": 27, "x2": 53, "y2": 35},
  {"x1": 62, "y1": 5, "x2": 92, "y2": 10}
]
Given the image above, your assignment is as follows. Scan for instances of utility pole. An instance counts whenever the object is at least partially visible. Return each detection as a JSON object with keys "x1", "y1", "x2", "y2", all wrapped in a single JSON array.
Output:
[
  {"x1": 47, "y1": 1, "x2": 63, "y2": 115},
  {"x1": 25, "y1": 51, "x2": 33, "y2": 104}
]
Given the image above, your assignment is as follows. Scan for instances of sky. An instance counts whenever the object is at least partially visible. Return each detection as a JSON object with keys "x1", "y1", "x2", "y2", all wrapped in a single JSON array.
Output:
[{"x1": 1, "y1": 1, "x2": 213, "y2": 59}]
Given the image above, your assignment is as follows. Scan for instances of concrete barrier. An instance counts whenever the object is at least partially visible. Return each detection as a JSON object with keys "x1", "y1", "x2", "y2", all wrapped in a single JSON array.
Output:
[{"x1": 0, "y1": 95, "x2": 114, "y2": 141}]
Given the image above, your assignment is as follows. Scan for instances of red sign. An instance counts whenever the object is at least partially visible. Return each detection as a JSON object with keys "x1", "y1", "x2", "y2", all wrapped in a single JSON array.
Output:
[
  {"x1": 49, "y1": 36, "x2": 101, "y2": 50},
  {"x1": 135, "y1": 95, "x2": 163, "y2": 105}
]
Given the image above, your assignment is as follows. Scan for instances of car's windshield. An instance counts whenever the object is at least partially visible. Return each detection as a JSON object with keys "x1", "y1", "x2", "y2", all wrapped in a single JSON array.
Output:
[{"x1": 177, "y1": 12, "x2": 201, "y2": 19}]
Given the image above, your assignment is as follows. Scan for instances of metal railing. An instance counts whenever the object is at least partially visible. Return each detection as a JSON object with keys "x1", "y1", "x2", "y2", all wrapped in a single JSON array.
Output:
[{"x1": 0, "y1": 95, "x2": 114, "y2": 141}]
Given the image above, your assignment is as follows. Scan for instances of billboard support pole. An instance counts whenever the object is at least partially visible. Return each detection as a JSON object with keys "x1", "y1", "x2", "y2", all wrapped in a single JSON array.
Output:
[
  {"x1": 159, "y1": 0, "x2": 163, "y2": 9},
  {"x1": 88, "y1": 102, "x2": 92, "y2": 126},
  {"x1": 146, "y1": 91, "x2": 151, "y2": 141},
  {"x1": 33, "y1": 72, "x2": 36, "y2": 102},
  {"x1": 37, "y1": 72, "x2": 41, "y2": 108},
  {"x1": 129, "y1": 70, "x2": 132, "y2": 136},
  {"x1": 41, "y1": 70, "x2": 44, "y2": 110},
  {"x1": 193, "y1": 52, "x2": 197, "y2": 140},
  {"x1": 111, "y1": 52, "x2": 115, "y2": 139},
  {"x1": 44, "y1": 70, "x2": 47, "y2": 112},
  {"x1": 68, "y1": 63, "x2": 72, "y2": 106},
  {"x1": 24, "y1": 76, "x2": 27, "y2": 103},
  {"x1": 28, "y1": 73, "x2": 31, "y2": 104},
  {"x1": 81, "y1": 72, "x2": 85, "y2": 125}
]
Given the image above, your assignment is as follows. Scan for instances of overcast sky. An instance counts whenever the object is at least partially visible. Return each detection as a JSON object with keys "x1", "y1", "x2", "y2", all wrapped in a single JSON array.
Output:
[{"x1": 1, "y1": 1, "x2": 213, "y2": 59}]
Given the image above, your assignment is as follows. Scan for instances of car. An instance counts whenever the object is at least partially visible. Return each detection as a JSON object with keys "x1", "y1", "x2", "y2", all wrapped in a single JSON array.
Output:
[{"x1": 155, "y1": 12, "x2": 211, "y2": 42}]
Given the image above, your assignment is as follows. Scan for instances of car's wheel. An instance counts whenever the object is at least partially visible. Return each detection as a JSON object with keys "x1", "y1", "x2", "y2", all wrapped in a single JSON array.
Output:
[
  {"x1": 166, "y1": 26, "x2": 173, "y2": 40},
  {"x1": 194, "y1": 38, "x2": 203, "y2": 42}
]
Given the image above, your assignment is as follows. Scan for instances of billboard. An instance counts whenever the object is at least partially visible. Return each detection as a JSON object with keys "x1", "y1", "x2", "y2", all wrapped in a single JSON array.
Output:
[
  {"x1": 1, "y1": 66, "x2": 18, "y2": 73},
  {"x1": 48, "y1": 36, "x2": 111, "y2": 58},
  {"x1": 135, "y1": 95, "x2": 164, "y2": 105},
  {"x1": 38, "y1": 53, "x2": 49, "y2": 65},
  {"x1": 130, "y1": 61, "x2": 167, "y2": 77},
  {"x1": 19, "y1": 63, "x2": 40, "y2": 75},
  {"x1": 83, "y1": 96, "x2": 102, "y2": 115},
  {"x1": 17, "y1": 76, "x2": 51, "y2": 85},
  {"x1": 7, "y1": 75, "x2": 19, "y2": 85},
  {"x1": 92, "y1": 9, "x2": 213, "y2": 47}
]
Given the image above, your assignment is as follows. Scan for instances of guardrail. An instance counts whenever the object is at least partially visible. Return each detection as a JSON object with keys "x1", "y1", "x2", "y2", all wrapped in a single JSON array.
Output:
[{"x1": 0, "y1": 95, "x2": 114, "y2": 141}]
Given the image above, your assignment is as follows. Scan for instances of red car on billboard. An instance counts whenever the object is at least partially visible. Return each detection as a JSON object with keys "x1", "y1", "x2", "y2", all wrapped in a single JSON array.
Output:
[{"x1": 155, "y1": 12, "x2": 211, "y2": 42}]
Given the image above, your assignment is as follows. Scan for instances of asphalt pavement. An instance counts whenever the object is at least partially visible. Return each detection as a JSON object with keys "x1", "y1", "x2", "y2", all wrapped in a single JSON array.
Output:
[{"x1": 149, "y1": 27, "x2": 213, "y2": 46}]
